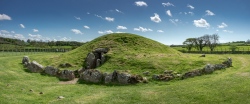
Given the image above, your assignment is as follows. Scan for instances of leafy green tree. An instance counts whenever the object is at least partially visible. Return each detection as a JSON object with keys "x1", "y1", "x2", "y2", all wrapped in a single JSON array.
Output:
[
  {"x1": 207, "y1": 34, "x2": 219, "y2": 51},
  {"x1": 183, "y1": 38, "x2": 196, "y2": 51}
]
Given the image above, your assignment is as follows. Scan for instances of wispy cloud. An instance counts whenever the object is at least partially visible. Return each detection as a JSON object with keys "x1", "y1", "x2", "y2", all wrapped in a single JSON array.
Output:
[
  {"x1": 74, "y1": 16, "x2": 81, "y2": 20},
  {"x1": 187, "y1": 4, "x2": 195, "y2": 10},
  {"x1": 157, "y1": 30, "x2": 164, "y2": 33},
  {"x1": 33, "y1": 29, "x2": 39, "y2": 32},
  {"x1": 205, "y1": 10, "x2": 215, "y2": 16},
  {"x1": 0, "y1": 14, "x2": 11, "y2": 20},
  {"x1": 28, "y1": 34, "x2": 42, "y2": 40},
  {"x1": 105, "y1": 17, "x2": 114, "y2": 22},
  {"x1": 117, "y1": 25, "x2": 127, "y2": 30},
  {"x1": 95, "y1": 14, "x2": 103, "y2": 19},
  {"x1": 115, "y1": 9, "x2": 123, "y2": 13},
  {"x1": 193, "y1": 18, "x2": 210, "y2": 28},
  {"x1": 169, "y1": 19, "x2": 179, "y2": 25},
  {"x1": 71, "y1": 29, "x2": 83, "y2": 35},
  {"x1": 84, "y1": 25, "x2": 90, "y2": 29},
  {"x1": 188, "y1": 12, "x2": 194, "y2": 15},
  {"x1": 162, "y1": 2, "x2": 174, "y2": 7},
  {"x1": 223, "y1": 30, "x2": 233, "y2": 33},
  {"x1": 218, "y1": 22, "x2": 228, "y2": 28},
  {"x1": 134, "y1": 26, "x2": 153, "y2": 32},
  {"x1": 135, "y1": 1, "x2": 148, "y2": 7},
  {"x1": 20, "y1": 24, "x2": 25, "y2": 28},
  {"x1": 150, "y1": 13, "x2": 161, "y2": 23},
  {"x1": 14, "y1": 34, "x2": 25, "y2": 40},
  {"x1": 98, "y1": 30, "x2": 113, "y2": 34},
  {"x1": 166, "y1": 10, "x2": 172, "y2": 17}
]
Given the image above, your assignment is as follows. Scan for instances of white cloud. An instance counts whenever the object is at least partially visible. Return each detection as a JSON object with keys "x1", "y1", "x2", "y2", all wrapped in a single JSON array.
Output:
[
  {"x1": 134, "y1": 26, "x2": 153, "y2": 32},
  {"x1": 0, "y1": 14, "x2": 11, "y2": 20},
  {"x1": 98, "y1": 30, "x2": 113, "y2": 34},
  {"x1": 169, "y1": 19, "x2": 179, "y2": 25},
  {"x1": 20, "y1": 24, "x2": 25, "y2": 28},
  {"x1": 11, "y1": 31, "x2": 15, "y2": 33},
  {"x1": 115, "y1": 9, "x2": 123, "y2": 13},
  {"x1": 135, "y1": 1, "x2": 148, "y2": 7},
  {"x1": 84, "y1": 25, "x2": 90, "y2": 29},
  {"x1": 74, "y1": 16, "x2": 81, "y2": 20},
  {"x1": 193, "y1": 18, "x2": 210, "y2": 28},
  {"x1": 33, "y1": 29, "x2": 39, "y2": 32},
  {"x1": 205, "y1": 10, "x2": 215, "y2": 16},
  {"x1": 166, "y1": 10, "x2": 172, "y2": 17},
  {"x1": 0, "y1": 30, "x2": 10, "y2": 34},
  {"x1": 187, "y1": 4, "x2": 195, "y2": 10},
  {"x1": 162, "y1": 2, "x2": 174, "y2": 7},
  {"x1": 87, "y1": 12, "x2": 90, "y2": 14},
  {"x1": 60, "y1": 37, "x2": 71, "y2": 41},
  {"x1": 14, "y1": 34, "x2": 25, "y2": 40},
  {"x1": 218, "y1": 22, "x2": 228, "y2": 28},
  {"x1": 223, "y1": 30, "x2": 233, "y2": 33},
  {"x1": 150, "y1": 13, "x2": 161, "y2": 23},
  {"x1": 28, "y1": 34, "x2": 42, "y2": 40},
  {"x1": 157, "y1": 30, "x2": 164, "y2": 33},
  {"x1": 117, "y1": 25, "x2": 127, "y2": 30},
  {"x1": 71, "y1": 29, "x2": 83, "y2": 35},
  {"x1": 105, "y1": 17, "x2": 114, "y2": 22}
]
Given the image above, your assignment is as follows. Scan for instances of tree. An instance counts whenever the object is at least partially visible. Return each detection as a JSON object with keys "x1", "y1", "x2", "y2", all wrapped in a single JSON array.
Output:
[
  {"x1": 207, "y1": 34, "x2": 219, "y2": 51},
  {"x1": 183, "y1": 38, "x2": 196, "y2": 51},
  {"x1": 194, "y1": 35, "x2": 209, "y2": 52},
  {"x1": 246, "y1": 39, "x2": 250, "y2": 44}
]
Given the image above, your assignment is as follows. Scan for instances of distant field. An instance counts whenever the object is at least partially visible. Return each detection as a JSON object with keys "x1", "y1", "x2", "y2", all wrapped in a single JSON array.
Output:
[
  {"x1": 1, "y1": 53, "x2": 250, "y2": 103},
  {"x1": 172, "y1": 45, "x2": 250, "y2": 52}
]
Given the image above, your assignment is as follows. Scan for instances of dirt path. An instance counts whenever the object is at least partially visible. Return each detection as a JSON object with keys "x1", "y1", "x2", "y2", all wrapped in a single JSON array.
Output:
[{"x1": 58, "y1": 78, "x2": 79, "y2": 84}]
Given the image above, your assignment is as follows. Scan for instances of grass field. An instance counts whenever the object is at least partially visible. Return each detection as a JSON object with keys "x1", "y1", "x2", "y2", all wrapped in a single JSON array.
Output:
[
  {"x1": 1, "y1": 53, "x2": 250, "y2": 104},
  {"x1": 172, "y1": 45, "x2": 250, "y2": 52}
]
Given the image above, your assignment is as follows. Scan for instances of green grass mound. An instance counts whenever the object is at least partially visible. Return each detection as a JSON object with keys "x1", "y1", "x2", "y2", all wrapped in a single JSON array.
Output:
[{"x1": 48, "y1": 33, "x2": 224, "y2": 74}]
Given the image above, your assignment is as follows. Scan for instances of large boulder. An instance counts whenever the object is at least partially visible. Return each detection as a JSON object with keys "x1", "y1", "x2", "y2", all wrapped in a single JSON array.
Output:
[
  {"x1": 80, "y1": 69, "x2": 103, "y2": 83},
  {"x1": 74, "y1": 68, "x2": 86, "y2": 78},
  {"x1": 44, "y1": 66, "x2": 59, "y2": 76},
  {"x1": 22, "y1": 56, "x2": 30, "y2": 65},
  {"x1": 214, "y1": 64, "x2": 226, "y2": 70},
  {"x1": 27, "y1": 61, "x2": 44, "y2": 73},
  {"x1": 57, "y1": 70, "x2": 75, "y2": 81},
  {"x1": 203, "y1": 64, "x2": 214, "y2": 74},
  {"x1": 117, "y1": 72, "x2": 131, "y2": 84}
]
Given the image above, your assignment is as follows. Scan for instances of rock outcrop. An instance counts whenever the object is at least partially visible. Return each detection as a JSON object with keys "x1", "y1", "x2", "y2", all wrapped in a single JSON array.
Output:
[{"x1": 202, "y1": 64, "x2": 214, "y2": 74}]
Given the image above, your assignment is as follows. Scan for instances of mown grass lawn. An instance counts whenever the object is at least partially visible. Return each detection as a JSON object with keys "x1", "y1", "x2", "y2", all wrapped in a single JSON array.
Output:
[{"x1": 1, "y1": 53, "x2": 250, "y2": 104}]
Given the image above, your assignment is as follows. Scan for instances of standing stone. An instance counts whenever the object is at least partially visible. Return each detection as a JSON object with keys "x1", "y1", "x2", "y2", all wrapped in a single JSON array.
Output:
[
  {"x1": 44, "y1": 66, "x2": 59, "y2": 76},
  {"x1": 80, "y1": 69, "x2": 103, "y2": 83},
  {"x1": 85, "y1": 52, "x2": 96, "y2": 69},
  {"x1": 27, "y1": 61, "x2": 44, "y2": 73},
  {"x1": 57, "y1": 70, "x2": 75, "y2": 81},
  {"x1": 22, "y1": 56, "x2": 30, "y2": 65},
  {"x1": 104, "y1": 73, "x2": 113, "y2": 84}
]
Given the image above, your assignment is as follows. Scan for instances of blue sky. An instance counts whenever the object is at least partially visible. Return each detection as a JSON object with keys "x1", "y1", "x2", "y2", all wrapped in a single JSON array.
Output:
[{"x1": 0, "y1": 0, "x2": 249, "y2": 45}]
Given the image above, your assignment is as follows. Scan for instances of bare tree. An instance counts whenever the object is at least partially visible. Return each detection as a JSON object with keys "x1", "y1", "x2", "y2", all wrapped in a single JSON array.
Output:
[
  {"x1": 207, "y1": 34, "x2": 219, "y2": 51},
  {"x1": 183, "y1": 38, "x2": 196, "y2": 51},
  {"x1": 194, "y1": 35, "x2": 209, "y2": 52}
]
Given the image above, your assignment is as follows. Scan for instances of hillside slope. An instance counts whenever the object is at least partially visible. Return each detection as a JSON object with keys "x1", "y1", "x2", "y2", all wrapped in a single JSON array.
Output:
[{"x1": 49, "y1": 33, "x2": 222, "y2": 73}]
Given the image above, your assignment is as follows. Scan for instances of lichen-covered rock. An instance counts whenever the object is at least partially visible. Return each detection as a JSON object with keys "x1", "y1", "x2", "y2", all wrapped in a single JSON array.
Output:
[
  {"x1": 85, "y1": 53, "x2": 96, "y2": 69},
  {"x1": 100, "y1": 53, "x2": 106, "y2": 64},
  {"x1": 129, "y1": 75, "x2": 143, "y2": 84},
  {"x1": 96, "y1": 59, "x2": 101, "y2": 67},
  {"x1": 222, "y1": 57, "x2": 232, "y2": 67},
  {"x1": 74, "y1": 68, "x2": 86, "y2": 78},
  {"x1": 27, "y1": 61, "x2": 44, "y2": 73},
  {"x1": 203, "y1": 64, "x2": 214, "y2": 74},
  {"x1": 181, "y1": 69, "x2": 202, "y2": 79},
  {"x1": 117, "y1": 72, "x2": 131, "y2": 84},
  {"x1": 80, "y1": 69, "x2": 103, "y2": 83},
  {"x1": 22, "y1": 56, "x2": 30, "y2": 65},
  {"x1": 44, "y1": 66, "x2": 59, "y2": 76},
  {"x1": 59, "y1": 63, "x2": 72, "y2": 68},
  {"x1": 57, "y1": 70, "x2": 75, "y2": 81},
  {"x1": 152, "y1": 74, "x2": 175, "y2": 81},
  {"x1": 214, "y1": 64, "x2": 226, "y2": 70}
]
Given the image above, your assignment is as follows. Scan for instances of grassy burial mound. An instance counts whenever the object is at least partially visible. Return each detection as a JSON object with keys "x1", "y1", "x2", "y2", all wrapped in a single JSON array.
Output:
[{"x1": 47, "y1": 33, "x2": 225, "y2": 75}]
